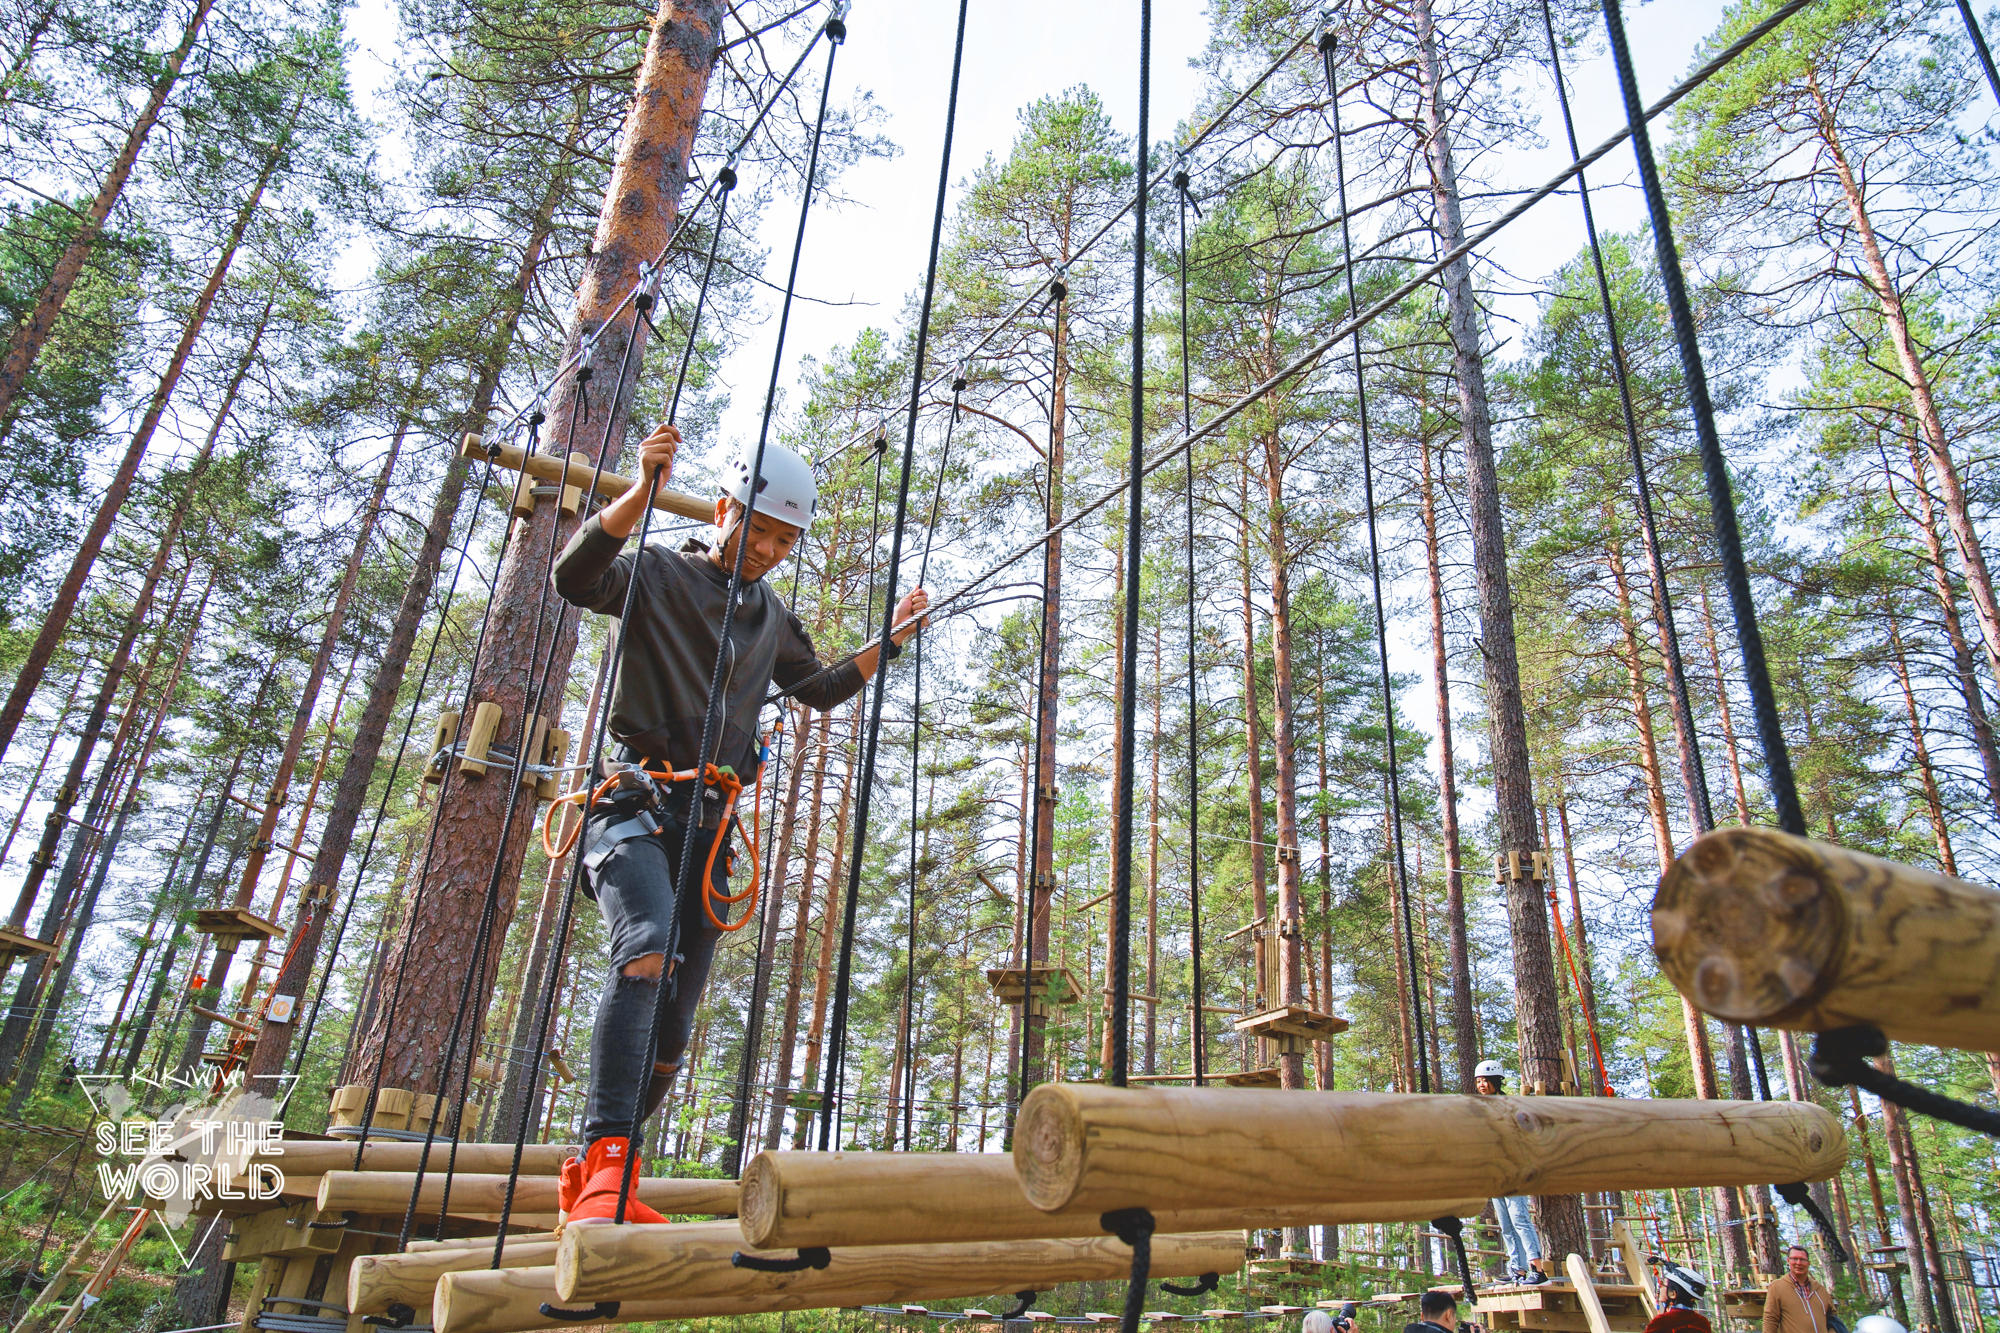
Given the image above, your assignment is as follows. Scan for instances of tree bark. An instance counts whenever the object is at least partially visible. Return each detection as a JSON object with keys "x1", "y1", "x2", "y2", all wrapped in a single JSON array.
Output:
[
  {"x1": 0, "y1": 0, "x2": 218, "y2": 427},
  {"x1": 1697, "y1": 582, "x2": 1755, "y2": 825},
  {"x1": 766, "y1": 706, "x2": 833, "y2": 1149},
  {"x1": 1025, "y1": 300, "x2": 1066, "y2": 1092},
  {"x1": 1237, "y1": 460, "x2": 1269, "y2": 1029},
  {"x1": 796, "y1": 699, "x2": 861, "y2": 1147},
  {"x1": 1407, "y1": 2, "x2": 1578, "y2": 1257},
  {"x1": 1418, "y1": 433, "x2": 1476, "y2": 1092}
]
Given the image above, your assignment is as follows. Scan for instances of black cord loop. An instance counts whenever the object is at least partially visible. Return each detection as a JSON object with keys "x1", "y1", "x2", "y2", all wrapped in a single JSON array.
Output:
[
  {"x1": 1433, "y1": 1214, "x2": 1478, "y2": 1298},
  {"x1": 1000, "y1": 1291, "x2": 1037, "y2": 1321},
  {"x1": 540, "y1": 1301, "x2": 620, "y2": 1321},
  {"x1": 731, "y1": 1247, "x2": 832, "y2": 1273},
  {"x1": 1160, "y1": 1272, "x2": 1219, "y2": 1298},
  {"x1": 1773, "y1": 1183, "x2": 1850, "y2": 1265},
  {"x1": 1810, "y1": 1024, "x2": 2000, "y2": 1138},
  {"x1": 1103, "y1": 1207, "x2": 1155, "y2": 1333},
  {"x1": 362, "y1": 1302, "x2": 417, "y2": 1328}
]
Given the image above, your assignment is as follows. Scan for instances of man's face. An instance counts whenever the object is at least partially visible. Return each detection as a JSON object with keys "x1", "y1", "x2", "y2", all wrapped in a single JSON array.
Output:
[
  {"x1": 1788, "y1": 1249, "x2": 1810, "y2": 1281},
  {"x1": 1474, "y1": 1077, "x2": 1502, "y2": 1096},
  {"x1": 712, "y1": 498, "x2": 803, "y2": 582}
]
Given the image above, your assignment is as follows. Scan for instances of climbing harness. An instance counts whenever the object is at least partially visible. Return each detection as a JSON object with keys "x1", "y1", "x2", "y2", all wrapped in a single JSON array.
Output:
[{"x1": 541, "y1": 758, "x2": 764, "y2": 932}]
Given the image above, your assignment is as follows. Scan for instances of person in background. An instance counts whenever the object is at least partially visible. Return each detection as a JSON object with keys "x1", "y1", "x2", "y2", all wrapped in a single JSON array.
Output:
[
  {"x1": 1306, "y1": 1311, "x2": 1335, "y2": 1333},
  {"x1": 1644, "y1": 1262, "x2": 1713, "y2": 1333},
  {"x1": 1403, "y1": 1290, "x2": 1461, "y2": 1333},
  {"x1": 1473, "y1": 1059, "x2": 1547, "y2": 1285},
  {"x1": 1764, "y1": 1245, "x2": 1837, "y2": 1333}
]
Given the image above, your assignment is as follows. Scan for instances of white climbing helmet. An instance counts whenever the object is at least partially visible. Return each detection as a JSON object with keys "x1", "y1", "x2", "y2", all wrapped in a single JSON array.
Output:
[
  {"x1": 1854, "y1": 1318, "x2": 1907, "y2": 1333},
  {"x1": 1474, "y1": 1059, "x2": 1506, "y2": 1079},
  {"x1": 721, "y1": 441, "x2": 817, "y2": 531},
  {"x1": 1662, "y1": 1263, "x2": 1708, "y2": 1303}
]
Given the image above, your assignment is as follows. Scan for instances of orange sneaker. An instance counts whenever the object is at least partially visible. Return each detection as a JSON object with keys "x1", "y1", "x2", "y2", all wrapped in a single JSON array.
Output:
[
  {"x1": 566, "y1": 1137, "x2": 667, "y2": 1225},
  {"x1": 557, "y1": 1153, "x2": 587, "y2": 1214}
]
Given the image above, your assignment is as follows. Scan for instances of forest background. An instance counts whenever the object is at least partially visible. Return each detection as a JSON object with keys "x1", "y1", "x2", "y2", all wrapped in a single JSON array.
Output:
[{"x1": 2, "y1": 0, "x2": 2000, "y2": 1327}]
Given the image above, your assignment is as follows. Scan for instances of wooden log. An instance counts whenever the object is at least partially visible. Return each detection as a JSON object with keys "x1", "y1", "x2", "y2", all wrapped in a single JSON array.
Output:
[
  {"x1": 425, "y1": 710, "x2": 459, "y2": 785},
  {"x1": 556, "y1": 1222, "x2": 1241, "y2": 1305},
  {"x1": 458, "y1": 701, "x2": 503, "y2": 777},
  {"x1": 1567, "y1": 1255, "x2": 1614, "y2": 1333},
  {"x1": 250, "y1": 1142, "x2": 575, "y2": 1178},
  {"x1": 1653, "y1": 826, "x2": 2000, "y2": 1050},
  {"x1": 559, "y1": 450, "x2": 588, "y2": 516},
  {"x1": 317, "y1": 1170, "x2": 738, "y2": 1218},
  {"x1": 1012, "y1": 1085, "x2": 1844, "y2": 1216},
  {"x1": 739, "y1": 1150, "x2": 1483, "y2": 1249},
  {"x1": 350, "y1": 1239, "x2": 560, "y2": 1315},
  {"x1": 406, "y1": 1231, "x2": 556, "y2": 1252},
  {"x1": 429, "y1": 1228, "x2": 1240, "y2": 1332},
  {"x1": 460, "y1": 433, "x2": 710, "y2": 522},
  {"x1": 535, "y1": 728, "x2": 569, "y2": 801}
]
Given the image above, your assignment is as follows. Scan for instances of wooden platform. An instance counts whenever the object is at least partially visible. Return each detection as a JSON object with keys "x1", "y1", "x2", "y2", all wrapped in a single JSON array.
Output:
[
  {"x1": 986, "y1": 964, "x2": 1081, "y2": 1011},
  {"x1": 1233, "y1": 1004, "x2": 1350, "y2": 1052},
  {"x1": 193, "y1": 907, "x2": 284, "y2": 942},
  {"x1": 1222, "y1": 1067, "x2": 1282, "y2": 1087},
  {"x1": 1478, "y1": 1280, "x2": 1648, "y2": 1333},
  {"x1": 1721, "y1": 1288, "x2": 1770, "y2": 1321},
  {"x1": 0, "y1": 925, "x2": 58, "y2": 962}
]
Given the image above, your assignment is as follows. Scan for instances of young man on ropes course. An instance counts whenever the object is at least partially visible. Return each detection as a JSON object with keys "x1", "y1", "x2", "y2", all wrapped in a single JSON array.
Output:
[{"x1": 551, "y1": 421, "x2": 928, "y2": 1223}]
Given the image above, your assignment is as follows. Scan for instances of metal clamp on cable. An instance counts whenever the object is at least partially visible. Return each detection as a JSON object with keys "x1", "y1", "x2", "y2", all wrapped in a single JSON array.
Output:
[
  {"x1": 540, "y1": 1301, "x2": 620, "y2": 1321},
  {"x1": 731, "y1": 1246, "x2": 831, "y2": 1273}
]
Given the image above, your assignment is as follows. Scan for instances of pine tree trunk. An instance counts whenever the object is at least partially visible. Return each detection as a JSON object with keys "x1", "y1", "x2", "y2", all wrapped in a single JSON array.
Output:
[
  {"x1": 1238, "y1": 461, "x2": 1269, "y2": 1027},
  {"x1": 766, "y1": 706, "x2": 834, "y2": 1149},
  {"x1": 1259, "y1": 417, "x2": 1306, "y2": 1097},
  {"x1": 1026, "y1": 303, "x2": 1066, "y2": 1091},
  {"x1": 1408, "y1": 0, "x2": 1578, "y2": 1256},
  {"x1": 1145, "y1": 620, "x2": 1161, "y2": 1076},
  {"x1": 1418, "y1": 433, "x2": 1476, "y2": 1091},
  {"x1": 1898, "y1": 440, "x2": 2000, "y2": 822},
  {"x1": 1877, "y1": 1056, "x2": 1939, "y2": 1331},
  {"x1": 0, "y1": 105, "x2": 295, "y2": 775},
  {"x1": 1698, "y1": 583, "x2": 1755, "y2": 824},
  {"x1": 0, "y1": 668, "x2": 86, "y2": 869},
  {"x1": 797, "y1": 701, "x2": 861, "y2": 1147},
  {"x1": 1887, "y1": 611, "x2": 1956, "y2": 873},
  {"x1": 249, "y1": 109, "x2": 584, "y2": 1087},
  {"x1": 0, "y1": 0, "x2": 219, "y2": 427}
]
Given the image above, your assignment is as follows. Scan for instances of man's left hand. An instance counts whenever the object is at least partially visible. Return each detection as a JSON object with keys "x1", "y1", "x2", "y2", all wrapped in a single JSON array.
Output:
[{"x1": 892, "y1": 587, "x2": 930, "y2": 644}]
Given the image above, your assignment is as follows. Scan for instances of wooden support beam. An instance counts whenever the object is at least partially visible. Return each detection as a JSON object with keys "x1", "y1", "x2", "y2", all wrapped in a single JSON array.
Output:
[
  {"x1": 458, "y1": 701, "x2": 503, "y2": 777},
  {"x1": 1012, "y1": 1086, "x2": 1844, "y2": 1216},
  {"x1": 351, "y1": 1239, "x2": 560, "y2": 1316},
  {"x1": 190, "y1": 1003, "x2": 258, "y2": 1035},
  {"x1": 461, "y1": 433, "x2": 710, "y2": 523},
  {"x1": 250, "y1": 1142, "x2": 575, "y2": 1177},
  {"x1": 737, "y1": 1150, "x2": 1482, "y2": 1250},
  {"x1": 1654, "y1": 826, "x2": 2000, "y2": 1050},
  {"x1": 1610, "y1": 1220, "x2": 1655, "y2": 1316},
  {"x1": 317, "y1": 1170, "x2": 737, "y2": 1218},
  {"x1": 1567, "y1": 1255, "x2": 1614, "y2": 1333},
  {"x1": 538, "y1": 1222, "x2": 1240, "y2": 1313}
]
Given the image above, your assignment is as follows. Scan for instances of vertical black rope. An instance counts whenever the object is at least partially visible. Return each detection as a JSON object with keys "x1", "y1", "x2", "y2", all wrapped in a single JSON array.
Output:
[
  {"x1": 818, "y1": 0, "x2": 969, "y2": 1148},
  {"x1": 1956, "y1": 0, "x2": 2000, "y2": 107},
  {"x1": 1109, "y1": 0, "x2": 1151, "y2": 1093},
  {"x1": 1598, "y1": 0, "x2": 1806, "y2": 837},
  {"x1": 898, "y1": 371, "x2": 964, "y2": 1150},
  {"x1": 1173, "y1": 166, "x2": 1203, "y2": 1089},
  {"x1": 1538, "y1": 0, "x2": 1712, "y2": 834},
  {"x1": 619, "y1": 14, "x2": 846, "y2": 1221},
  {"x1": 1323, "y1": 20, "x2": 1427, "y2": 1092},
  {"x1": 494, "y1": 166, "x2": 737, "y2": 1258}
]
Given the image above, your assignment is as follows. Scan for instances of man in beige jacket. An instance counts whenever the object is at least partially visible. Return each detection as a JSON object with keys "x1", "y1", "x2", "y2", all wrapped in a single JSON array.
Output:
[{"x1": 1765, "y1": 1246, "x2": 1837, "y2": 1333}]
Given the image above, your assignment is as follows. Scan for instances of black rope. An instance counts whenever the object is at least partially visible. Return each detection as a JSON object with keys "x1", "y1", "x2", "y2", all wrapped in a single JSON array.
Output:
[
  {"x1": 361, "y1": 1300, "x2": 417, "y2": 1328},
  {"x1": 897, "y1": 371, "x2": 962, "y2": 1150},
  {"x1": 1103, "y1": 1207, "x2": 1155, "y2": 1333},
  {"x1": 620, "y1": 13, "x2": 846, "y2": 1222},
  {"x1": 1161, "y1": 1273, "x2": 1220, "y2": 1298},
  {"x1": 1432, "y1": 1214, "x2": 1478, "y2": 1299},
  {"x1": 540, "y1": 1301, "x2": 620, "y2": 1321},
  {"x1": 1956, "y1": 0, "x2": 2000, "y2": 107},
  {"x1": 732, "y1": 1247, "x2": 831, "y2": 1273},
  {"x1": 1598, "y1": 0, "x2": 1808, "y2": 838},
  {"x1": 494, "y1": 160, "x2": 741, "y2": 1256},
  {"x1": 818, "y1": 0, "x2": 968, "y2": 1148},
  {"x1": 1174, "y1": 166, "x2": 1203, "y2": 1090},
  {"x1": 1810, "y1": 1024, "x2": 2000, "y2": 1139},
  {"x1": 1323, "y1": 18, "x2": 1426, "y2": 1093},
  {"x1": 1108, "y1": 0, "x2": 1151, "y2": 1093},
  {"x1": 1000, "y1": 1292, "x2": 1037, "y2": 1321},
  {"x1": 1773, "y1": 1182, "x2": 1850, "y2": 1265}
]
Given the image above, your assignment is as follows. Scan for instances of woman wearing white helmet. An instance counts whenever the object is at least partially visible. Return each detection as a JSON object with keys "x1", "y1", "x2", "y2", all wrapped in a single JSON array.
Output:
[
  {"x1": 1473, "y1": 1060, "x2": 1547, "y2": 1286},
  {"x1": 1644, "y1": 1261, "x2": 1712, "y2": 1333},
  {"x1": 552, "y1": 421, "x2": 928, "y2": 1224}
]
